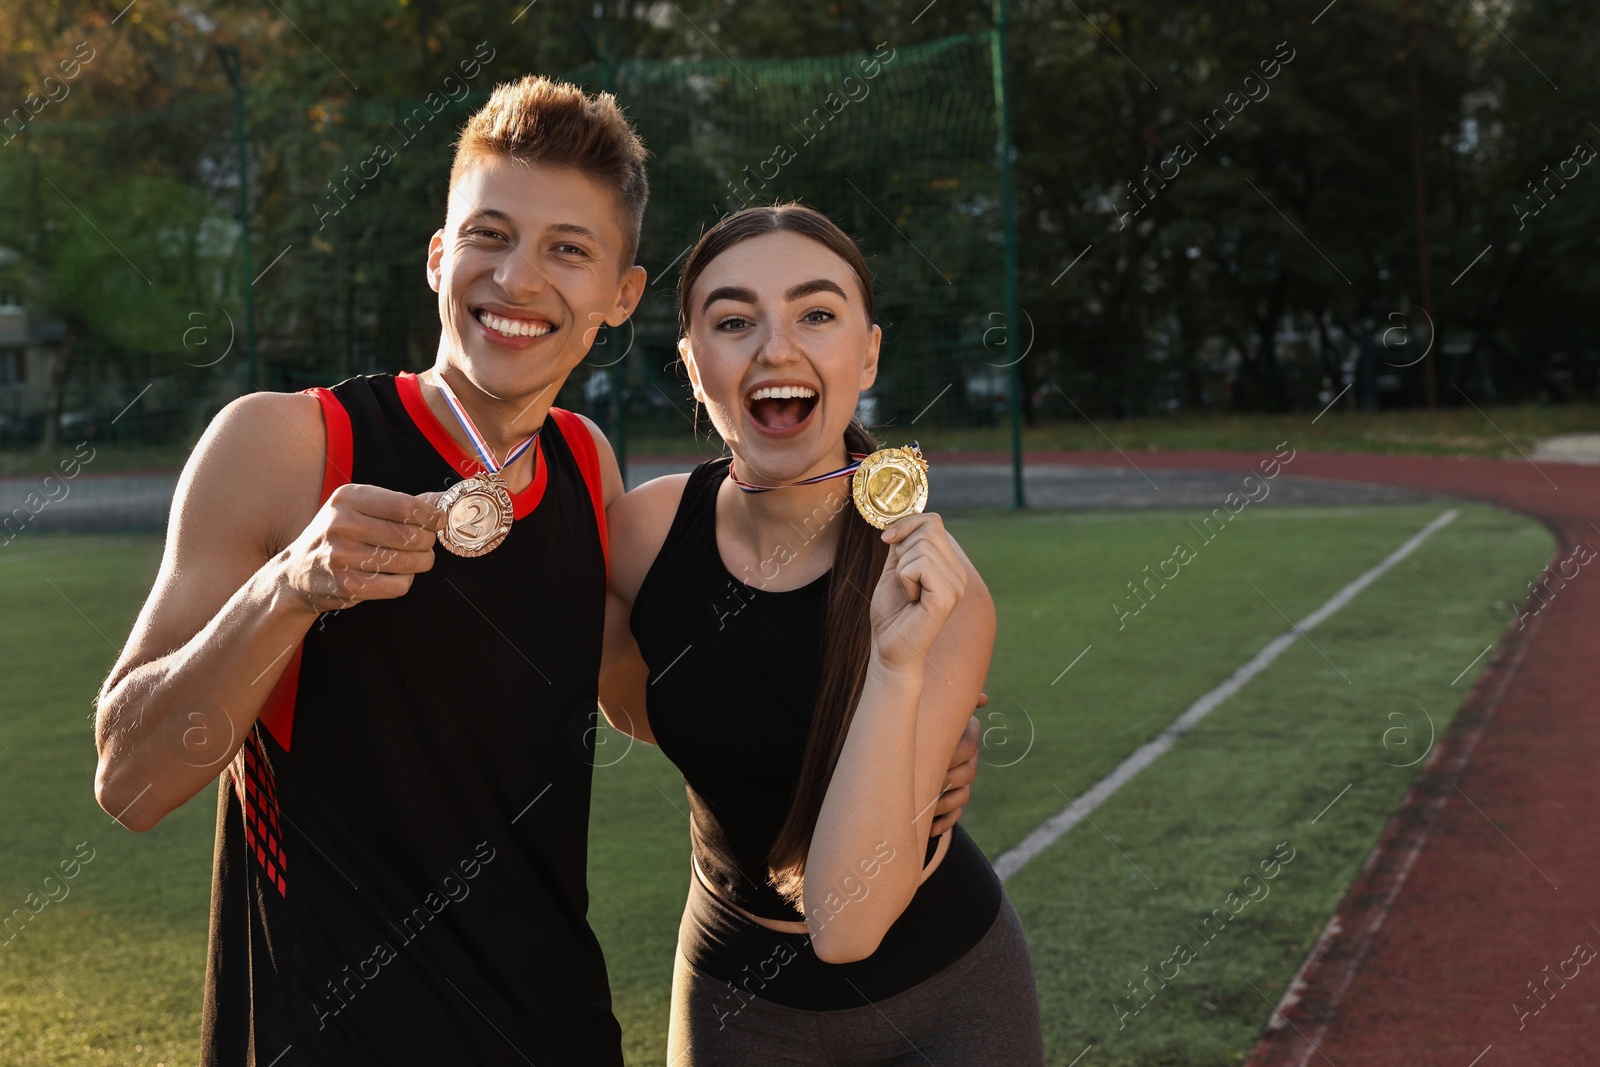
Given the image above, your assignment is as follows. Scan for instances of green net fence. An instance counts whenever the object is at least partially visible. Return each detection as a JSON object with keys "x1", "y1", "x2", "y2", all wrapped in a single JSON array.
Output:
[{"x1": 0, "y1": 32, "x2": 1010, "y2": 471}]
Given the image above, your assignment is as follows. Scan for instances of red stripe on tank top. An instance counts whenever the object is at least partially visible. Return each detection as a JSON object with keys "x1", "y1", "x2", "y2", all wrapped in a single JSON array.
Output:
[
  {"x1": 255, "y1": 387, "x2": 352, "y2": 754},
  {"x1": 547, "y1": 407, "x2": 610, "y2": 578},
  {"x1": 394, "y1": 370, "x2": 548, "y2": 518}
]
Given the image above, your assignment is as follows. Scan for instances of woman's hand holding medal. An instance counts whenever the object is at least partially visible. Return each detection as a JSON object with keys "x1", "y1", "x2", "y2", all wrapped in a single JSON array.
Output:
[
  {"x1": 855, "y1": 441, "x2": 961, "y2": 675},
  {"x1": 867, "y1": 511, "x2": 969, "y2": 677},
  {"x1": 279, "y1": 484, "x2": 446, "y2": 615}
]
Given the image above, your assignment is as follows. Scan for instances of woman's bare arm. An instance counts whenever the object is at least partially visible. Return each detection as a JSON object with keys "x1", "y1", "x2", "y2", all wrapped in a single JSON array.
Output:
[
  {"x1": 596, "y1": 472, "x2": 690, "y2": 744},
  {"x1": 804, "y1": 518, "x2": 995, "y2": 963}
]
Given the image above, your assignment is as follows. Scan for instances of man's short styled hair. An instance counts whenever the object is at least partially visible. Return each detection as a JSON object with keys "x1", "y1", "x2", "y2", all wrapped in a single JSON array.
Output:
[{"x1": 451, "y1": 75, "x2": 650, "y2": 266}]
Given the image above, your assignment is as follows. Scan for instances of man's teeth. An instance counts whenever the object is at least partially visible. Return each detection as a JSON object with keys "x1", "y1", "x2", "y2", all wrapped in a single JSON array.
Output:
[
  {"x1": 478, "y1": 311, "x2": 554, "y2": 338},
  {"x1": 748, "y1": 385, "x2": 818, "y2": 401}
]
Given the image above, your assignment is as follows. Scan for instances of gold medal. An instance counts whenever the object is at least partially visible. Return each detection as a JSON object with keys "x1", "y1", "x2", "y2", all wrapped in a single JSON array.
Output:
[
  {"x1": 436, "y1": 473, "x2": 515, "y2": 557},
  {"x1": 851, "y1": 444, "x2": 930, "y2": 529}
]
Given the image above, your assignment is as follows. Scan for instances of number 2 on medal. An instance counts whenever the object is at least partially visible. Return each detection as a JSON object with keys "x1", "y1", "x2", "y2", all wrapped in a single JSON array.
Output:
[{"x1": 457, "y1": 497, "x2": 489, "y2": 538}]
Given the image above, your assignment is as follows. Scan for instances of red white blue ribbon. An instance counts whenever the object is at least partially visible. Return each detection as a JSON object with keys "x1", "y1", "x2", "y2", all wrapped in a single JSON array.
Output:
[
  {"x1": 434, "y1": 375, "x2": 539, "y2": 473},
  {"x1": 728, "y1": 451, "x2": 872, "y2": 493}
]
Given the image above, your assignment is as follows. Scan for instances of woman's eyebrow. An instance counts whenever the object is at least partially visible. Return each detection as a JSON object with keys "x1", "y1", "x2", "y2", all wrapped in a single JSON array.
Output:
[
  {"x1": 700, "y1": 279, "x2": 849, "y2": 315},
  {"x1": 701, "y1": 285, "x2": 758, "y2": 313},
  {"x1": 784, "y1": 279, "x2": 848, "y2": 303}
]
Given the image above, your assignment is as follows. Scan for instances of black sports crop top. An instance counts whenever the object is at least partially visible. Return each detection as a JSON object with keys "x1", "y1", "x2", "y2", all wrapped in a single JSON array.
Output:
[{"x1": 630, "y1": 457, "x2": 942, "y2": 921}]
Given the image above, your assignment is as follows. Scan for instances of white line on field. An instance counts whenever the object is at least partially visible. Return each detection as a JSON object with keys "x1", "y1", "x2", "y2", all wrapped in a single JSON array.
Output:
[{"x1": 991, "y1": 507, "x2": 1459, "y2": 882}]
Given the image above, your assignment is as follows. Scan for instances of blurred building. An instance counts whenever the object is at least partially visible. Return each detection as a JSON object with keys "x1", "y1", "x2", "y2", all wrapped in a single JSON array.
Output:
[{"x1": 0, "y1": 248, "x2": 68, "y2": 446}]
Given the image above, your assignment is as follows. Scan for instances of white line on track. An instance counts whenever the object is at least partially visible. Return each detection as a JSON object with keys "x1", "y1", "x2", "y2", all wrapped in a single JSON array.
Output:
[{"x1": 992, "y1": 507, "x2": 1459, "y2": 881}]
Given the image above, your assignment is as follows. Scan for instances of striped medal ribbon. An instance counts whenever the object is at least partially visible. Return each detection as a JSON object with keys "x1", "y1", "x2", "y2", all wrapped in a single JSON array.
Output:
[
  {"x1": 728, "y1": 452, "x2": 870, "y2": 493},
  {"x1": 432, "y1": 375, "x2": 541, "y2": 557},
  {"x1": 435, "y1": 376, "x2": 540, "y2": 475}
]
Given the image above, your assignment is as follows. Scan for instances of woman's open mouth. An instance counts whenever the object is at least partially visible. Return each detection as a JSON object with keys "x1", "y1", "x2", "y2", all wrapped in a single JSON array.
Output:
[{"x1": 745, "y1": 382, "x2": 819, "y2": 435}]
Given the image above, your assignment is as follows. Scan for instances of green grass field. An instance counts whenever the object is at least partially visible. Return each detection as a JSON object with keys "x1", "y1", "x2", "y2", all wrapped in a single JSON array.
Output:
[{"x1": 0, "y1": 502, "x2": 1552, "y2": 1066}]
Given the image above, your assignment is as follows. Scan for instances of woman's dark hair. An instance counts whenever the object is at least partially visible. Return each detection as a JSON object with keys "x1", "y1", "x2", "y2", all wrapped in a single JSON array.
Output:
[{"x1": 677, "y1": 203, "x2": 890, "y2": 908}]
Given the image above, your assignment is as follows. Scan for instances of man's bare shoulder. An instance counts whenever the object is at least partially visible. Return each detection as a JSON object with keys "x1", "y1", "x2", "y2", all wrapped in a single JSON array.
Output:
[
  {"x1": 174, "y1": 391, "x2": 328, "y2": 558},
  {"x1": 100, "y1": 391, "x2": 330, "y2": 705}
]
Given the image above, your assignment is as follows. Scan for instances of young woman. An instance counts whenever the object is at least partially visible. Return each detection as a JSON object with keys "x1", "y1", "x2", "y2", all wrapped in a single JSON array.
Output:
[{"x1": 600, "y1": 204, "x2": 1044, "y2": 1064}]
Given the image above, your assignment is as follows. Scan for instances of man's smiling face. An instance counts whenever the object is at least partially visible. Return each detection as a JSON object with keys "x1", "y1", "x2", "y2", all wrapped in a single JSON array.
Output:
[{"x1": 427, "y1": 158, "x2": 645, "y2": 402}]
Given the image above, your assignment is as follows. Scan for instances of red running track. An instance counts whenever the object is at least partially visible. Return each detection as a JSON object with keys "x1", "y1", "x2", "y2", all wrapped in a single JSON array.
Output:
[{"x1": 943, "y1": 448, "x2": 1596, "y2": 1066}]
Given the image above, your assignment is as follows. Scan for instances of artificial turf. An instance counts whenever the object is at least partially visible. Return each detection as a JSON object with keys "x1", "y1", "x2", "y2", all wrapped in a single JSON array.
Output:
[{"x1": 0, "y1": 502, "x2": 1551, "y2": 1065}]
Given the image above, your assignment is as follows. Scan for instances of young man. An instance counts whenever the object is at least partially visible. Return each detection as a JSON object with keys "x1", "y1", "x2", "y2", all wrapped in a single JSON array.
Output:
[{"x1": 93, "y1": 76, "x2": 979, "y2": 1064}]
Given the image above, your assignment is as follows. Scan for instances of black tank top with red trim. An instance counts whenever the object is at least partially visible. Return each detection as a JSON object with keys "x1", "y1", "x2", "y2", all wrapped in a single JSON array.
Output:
[{"x1": 201, "y1": 372, "x2": 622, "y2": 1066}]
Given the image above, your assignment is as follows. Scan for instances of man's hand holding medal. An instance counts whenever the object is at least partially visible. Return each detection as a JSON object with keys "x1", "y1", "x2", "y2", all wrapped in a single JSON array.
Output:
[
  {"x1": 280, "y1": 370, "x2": 556, "y2": 616},
  {"x1": 278, "y1": 484, "x2": 447, "y2": 616}
]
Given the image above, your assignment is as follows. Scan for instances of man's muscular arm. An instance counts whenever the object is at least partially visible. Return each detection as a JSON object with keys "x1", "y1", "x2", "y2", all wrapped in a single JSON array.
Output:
[{"x1": 94, "y1": 392, "x2": 442, "y2": 831}]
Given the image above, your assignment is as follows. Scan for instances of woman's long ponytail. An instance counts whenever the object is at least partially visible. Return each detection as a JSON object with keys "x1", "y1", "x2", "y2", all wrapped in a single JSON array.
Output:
[{"x1": 764, "y1": 416, "x2": 890, "y2": 908}]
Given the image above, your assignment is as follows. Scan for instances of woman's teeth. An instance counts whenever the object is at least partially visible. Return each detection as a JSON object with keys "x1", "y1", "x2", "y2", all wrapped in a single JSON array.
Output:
[
  {"x1": 747, "y1": 384, "x2": 819, "y2": 429},
  {"x1": 477, "y1": 310, "x2": 554, "y2": 338},
  {"x1": 748, "y1": 385, "x2": 817, "y2": 401}
]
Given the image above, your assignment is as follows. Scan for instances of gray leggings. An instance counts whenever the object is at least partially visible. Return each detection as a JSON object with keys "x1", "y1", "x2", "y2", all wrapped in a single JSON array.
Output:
[{"x1": 667, "y1": 891, "x2": 1045, "y2": 1067}]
